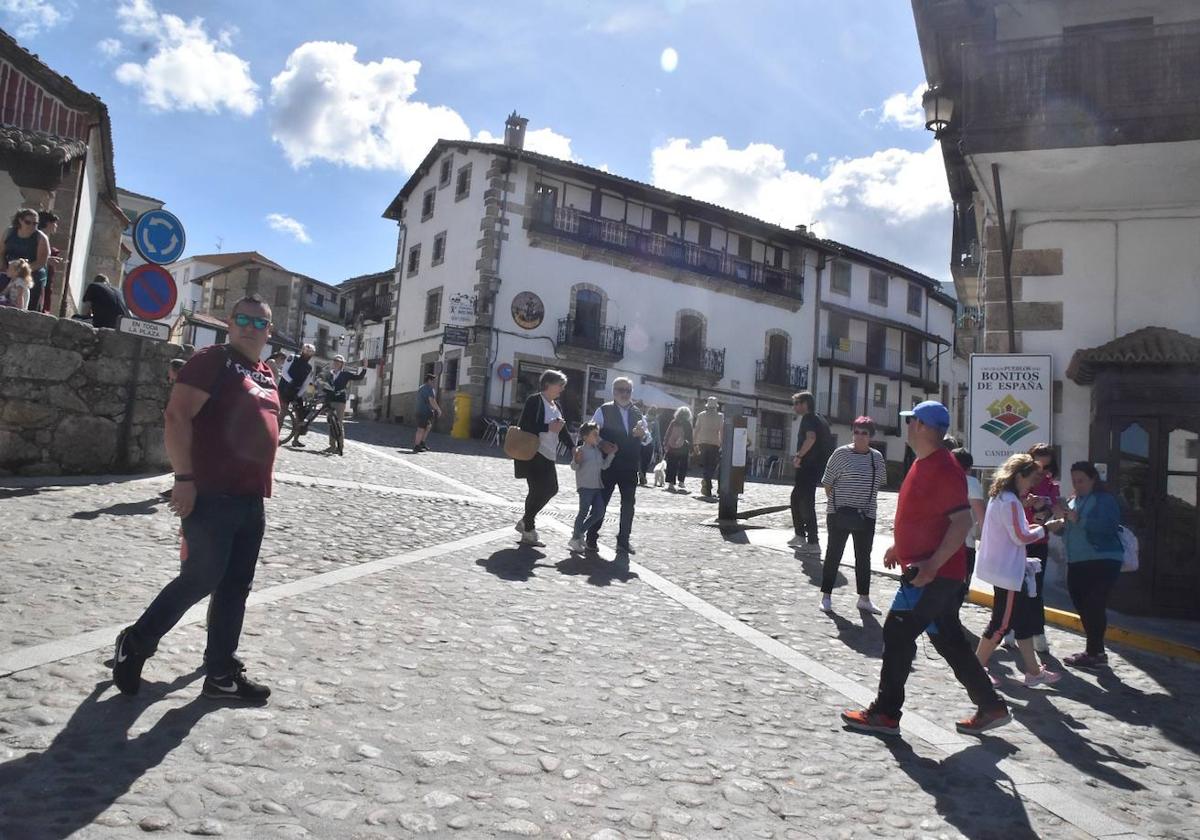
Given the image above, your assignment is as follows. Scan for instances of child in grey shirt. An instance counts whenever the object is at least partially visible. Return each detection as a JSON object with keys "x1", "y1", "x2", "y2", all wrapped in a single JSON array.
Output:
[{"x1": 568, "y1": 422, "x2": 615, "y2": 552}]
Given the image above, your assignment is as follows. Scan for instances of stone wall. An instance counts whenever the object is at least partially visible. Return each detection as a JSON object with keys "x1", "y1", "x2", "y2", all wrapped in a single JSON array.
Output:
[{"x1": 0, "y1": 307, "x2": 189, "y2": 476}]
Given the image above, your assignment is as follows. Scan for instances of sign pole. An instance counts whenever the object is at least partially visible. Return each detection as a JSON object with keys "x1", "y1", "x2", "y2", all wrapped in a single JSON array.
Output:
[{"x1": 717, "y1": 415, "x2": 748, "y2": 523}]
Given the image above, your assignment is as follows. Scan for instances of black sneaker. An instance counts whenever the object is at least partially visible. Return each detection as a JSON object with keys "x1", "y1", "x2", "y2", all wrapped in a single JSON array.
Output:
[
  {"x1": 616, "y1": 542, "x2": 637, "y2": 555},
  {"x1": 585, "y1": 538, "x2": 599, "y2": 552},
  {"x1": 202, "y1": 667, "x2": 271, "y2": 703},
  {"x1": 112, "y1": 627, "x2": 148, "y2": 696},
  {"x1": 291, "y1": 439, "x2": 306, "y2": 448}
]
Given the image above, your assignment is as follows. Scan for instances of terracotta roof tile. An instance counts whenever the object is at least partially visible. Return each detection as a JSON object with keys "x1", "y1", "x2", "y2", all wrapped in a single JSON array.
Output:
[
  {"x1": 1066, "y1": 326, "x2": 1200, "y2": 384},
  {"x1": 0, "y1": 125, "x2": 87, "y2": 163}
]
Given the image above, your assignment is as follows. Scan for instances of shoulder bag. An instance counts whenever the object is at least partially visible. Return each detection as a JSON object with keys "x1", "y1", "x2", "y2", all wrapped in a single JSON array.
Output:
[{"x1": 828, "y1": 451, "x2": 877, "y2": 533}]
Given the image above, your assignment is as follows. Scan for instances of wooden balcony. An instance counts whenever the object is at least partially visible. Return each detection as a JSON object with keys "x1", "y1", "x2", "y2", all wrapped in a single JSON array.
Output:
[
  {"x1": 961, "y1": 20, "x2": 1200, "y2": 152},
  {"x1": 531, "y1": 204, "x2": 804, "y2": 302}
]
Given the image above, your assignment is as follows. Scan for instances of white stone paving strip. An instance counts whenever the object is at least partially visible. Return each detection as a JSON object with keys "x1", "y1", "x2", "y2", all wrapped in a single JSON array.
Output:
[
  {"x1": 0, "y1": 526, "x2": 515, "y2": 678},
  {"x1": 344, "y1": 441, "x2": 511, "y2": 506},
  {"x1": 529, "y1": 519, "x2": 1143, "y2": 840}
]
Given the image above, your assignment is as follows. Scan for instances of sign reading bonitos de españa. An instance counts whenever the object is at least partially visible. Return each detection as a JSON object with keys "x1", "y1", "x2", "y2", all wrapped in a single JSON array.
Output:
[{"x1": 969, "y1": 354, "x2": 1053, "y2": 468}]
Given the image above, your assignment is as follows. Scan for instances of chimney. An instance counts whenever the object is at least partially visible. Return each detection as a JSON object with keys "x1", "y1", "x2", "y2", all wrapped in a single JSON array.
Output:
[
  {"x1": 795, "y1": 224, "x2": 808, "y2": 235},
  {"x1": 504, "y1": 111, "x2": 529, "y2": 150}
]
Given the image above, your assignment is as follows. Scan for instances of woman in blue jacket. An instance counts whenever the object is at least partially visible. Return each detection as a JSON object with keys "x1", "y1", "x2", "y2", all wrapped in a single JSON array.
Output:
[{"x1": 1054, "y1": 462, "x2": 1124, "y2": 669}]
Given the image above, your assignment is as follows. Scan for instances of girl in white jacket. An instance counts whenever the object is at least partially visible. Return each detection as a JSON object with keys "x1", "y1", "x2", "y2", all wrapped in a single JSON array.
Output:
[{"x1": 974, "y1": 454, "x2": 1066, "y2": 687}]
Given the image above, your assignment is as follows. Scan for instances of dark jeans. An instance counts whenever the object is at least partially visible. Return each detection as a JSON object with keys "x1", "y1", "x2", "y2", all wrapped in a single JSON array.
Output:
[
  {"x1": 958, "y1": 546, "x2": 977, "y2": 611},
  {"x1": 587, "y1": 468, "x2": 638, "y2": 546},
  {"x1": 1067, "y1": 559, "x2": 1122, "y2": 655},
  {"x1": 639, "y1": 445, "x2": 654, "y2": 481},
  {"x1": 522, "y1": 454, "x2": 558, "y2": 531},
  {"x1": 28, "y1": 275, "x2": 45, "y2": 312},
  {"x1": 666, "y1": 449, "x2": 689, "y2": 484},
  {"x1": 1027, "y1": 542, "x2": 1048, "y2": 636},
  {"x1": 698, "y1": 444, "x2": 720, "y2": 483},
  {"x1": 874, "y1": 577, "x2": 1005, "y2": 720},
  {"x1": 130, "y1": 494, "x2": 265, "y2": 677},
  {"x1": 790, "y1": 475, "x2": 819, "y2": 542},
  {"x1": 573, "y1": 488, "x2": 607, "y2": 539},
  {"x1": 821, "y1": 521, "x2": 875, "y2": 595}
]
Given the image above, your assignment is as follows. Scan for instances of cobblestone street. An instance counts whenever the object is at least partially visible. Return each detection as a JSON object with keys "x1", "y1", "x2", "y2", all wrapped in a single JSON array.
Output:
[{"x1": 1, "y1": 423, "x2": 1197, "y2": 839}]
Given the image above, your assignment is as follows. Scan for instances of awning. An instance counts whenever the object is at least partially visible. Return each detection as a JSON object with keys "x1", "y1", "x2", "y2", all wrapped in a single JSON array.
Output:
[{"x1": 632, "y1": 381, "x2": 689, "y2": 410}]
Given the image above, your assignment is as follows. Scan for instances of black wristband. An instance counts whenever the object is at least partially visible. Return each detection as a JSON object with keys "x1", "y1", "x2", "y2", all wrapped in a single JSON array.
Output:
[{"x1": 174, "y1": 473, "x2": 195, "y2": 482}]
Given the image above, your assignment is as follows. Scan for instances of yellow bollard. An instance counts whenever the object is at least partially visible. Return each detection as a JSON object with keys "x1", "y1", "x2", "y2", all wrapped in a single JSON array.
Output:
[{"x1": 452, "y1": 392, "x2": 472, "y2": 439}]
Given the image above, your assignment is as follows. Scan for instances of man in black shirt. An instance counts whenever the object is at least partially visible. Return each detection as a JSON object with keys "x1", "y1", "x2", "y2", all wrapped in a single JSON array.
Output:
[
  {"x1": 81, "y1": 274, "x2": 125, "y2": 328},
  {"x1": 789, "y1": 390, "x2": 831, "y2": 550}
]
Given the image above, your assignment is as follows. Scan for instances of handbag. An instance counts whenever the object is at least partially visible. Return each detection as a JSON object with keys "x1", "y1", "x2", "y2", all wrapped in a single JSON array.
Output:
[
  {"x1": 503, "y1": 427, "x2": 539, "y2": 461},
  {"x1": 828, "y1": 451, "x2": 876, "y2": 533}
]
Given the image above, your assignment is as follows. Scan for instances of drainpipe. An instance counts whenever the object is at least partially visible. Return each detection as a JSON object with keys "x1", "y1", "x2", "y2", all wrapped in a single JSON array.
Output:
[{"x1": 990, "y1": 163, "x2": 1018, "y2": 353}]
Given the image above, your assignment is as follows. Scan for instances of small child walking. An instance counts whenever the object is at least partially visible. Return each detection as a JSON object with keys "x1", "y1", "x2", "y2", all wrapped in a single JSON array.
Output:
[{"x1": 568, "y1": 422, "x2": 615, "y2": 553}]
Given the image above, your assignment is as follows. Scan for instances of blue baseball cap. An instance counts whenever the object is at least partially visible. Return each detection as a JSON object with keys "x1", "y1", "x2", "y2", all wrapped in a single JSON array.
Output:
[{"x1": 900, "y1": 400, "x2": 950, "y2": 431}]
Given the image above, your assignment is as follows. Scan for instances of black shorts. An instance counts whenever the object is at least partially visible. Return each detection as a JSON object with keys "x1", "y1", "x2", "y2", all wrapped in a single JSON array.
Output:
[
  {"x1": 416, "y1": 414, "x2": 433, "y2": 430},
  {"x1": 983, "y1": 583, "x2": 1038, "y2": 641},
  {"x1": 279, "y1": 381, "x2": 301, "y2": 403}
]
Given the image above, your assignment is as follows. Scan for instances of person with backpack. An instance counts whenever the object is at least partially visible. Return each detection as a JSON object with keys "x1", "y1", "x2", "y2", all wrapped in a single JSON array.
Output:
[
  {"x1": 663, "y1": 406, "x2": 694, "y2": 491},
  {"x1": 789, "y1": 391, "x2": 832, "y2": 550},
  {"x1": 1053, "y1": 461, "x2": 1126, "y2": 669}
]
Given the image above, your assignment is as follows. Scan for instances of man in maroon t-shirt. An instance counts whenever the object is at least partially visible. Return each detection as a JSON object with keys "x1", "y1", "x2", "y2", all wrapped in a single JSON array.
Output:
[
  {"x1": 113, "y1": 295, "x2": 280, "y2": 703},
  {"x1": 842, "y1": 401, "x2": 1010, "y2": 737}
]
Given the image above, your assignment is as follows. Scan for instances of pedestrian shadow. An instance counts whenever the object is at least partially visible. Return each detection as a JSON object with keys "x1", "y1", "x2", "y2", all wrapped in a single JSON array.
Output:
[
  {"x1": 0, "y1": 486, "x2": 65, "y2": 500},
  {"x1": 70, "y1": 496, "x2": 165, "y2": 520},
  {"x1": 884, "y1": 737, "x2": 1035, "y2": 839},
  {"x1": 476, "y1": 547, "x2": 552, "y2": 582},
  {"x1": 1011, "y1": 686, "x2": 1147, "y2": 791},
  {"x1": 555, "y1": 553, "x2": 638, "y2": 587},
  {"x1": 828, "y1": 609, "x2": 883, "y2": 658},
  {"x1": 0, "y1": 669, "x2": 223, "y2": 840}
]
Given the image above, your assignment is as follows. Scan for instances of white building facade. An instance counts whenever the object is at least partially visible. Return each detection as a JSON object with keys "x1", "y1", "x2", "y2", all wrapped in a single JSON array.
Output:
[
  {"x1": 383, "y1": 122, "x2": 956, "y2": 475},
  {"x1": 913, "y1": 0, "x2": 1200, "y2": 617}
]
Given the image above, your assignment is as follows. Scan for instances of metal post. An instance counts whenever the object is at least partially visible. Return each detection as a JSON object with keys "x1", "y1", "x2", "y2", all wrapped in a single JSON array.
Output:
[
  {"x1": 717, "y1": 415, "x2": 748, "y2": 523},
  {"x1": 991, "y1": 163, "x2": 1018, "y2": 354}
]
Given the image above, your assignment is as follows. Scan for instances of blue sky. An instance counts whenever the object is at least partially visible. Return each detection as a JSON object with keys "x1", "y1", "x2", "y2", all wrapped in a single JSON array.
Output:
[{"x1": 4, "y1": 0, "x2": 950, "y2": 286}]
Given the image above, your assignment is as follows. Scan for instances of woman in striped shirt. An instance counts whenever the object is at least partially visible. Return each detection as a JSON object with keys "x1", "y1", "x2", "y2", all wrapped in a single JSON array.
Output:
[{"x1": 819, "y1": 416, "x2": 887, "y2": 615}]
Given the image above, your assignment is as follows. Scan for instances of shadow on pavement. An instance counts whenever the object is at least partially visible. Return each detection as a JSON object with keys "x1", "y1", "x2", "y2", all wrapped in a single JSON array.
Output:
[
  {"x1": 70, "y1": 496, "x2": 165, "y2": 520},
  {"x1": 555, "y1": 553, "x2": 637, "y2": 587},
  {"x1": 828, "y1": 609, "x2": 883, "y2": 657},
  {"x1": 0, "y1": 486, "x2": 65, "y2": 500},
  {"x1": 476, "y1": 547, "x2": 554, "y2": 582},
  {"x1": 0, "y1": 669, "x2": 221, "y2": 840},
  {"x1": 884, "y1": 737, "x2": 1035, "y2": 840}
]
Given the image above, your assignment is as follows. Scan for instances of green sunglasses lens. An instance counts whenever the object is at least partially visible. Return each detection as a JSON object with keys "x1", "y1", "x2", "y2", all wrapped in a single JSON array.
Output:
[{"x1": 235, "y1": 314, "x2": 269, "y2": 329}]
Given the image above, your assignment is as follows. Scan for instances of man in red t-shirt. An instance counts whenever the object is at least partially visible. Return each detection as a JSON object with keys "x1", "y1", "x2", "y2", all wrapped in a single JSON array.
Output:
[
  {"x1": 842, "y1": 401, "x2": 1010, "y2": 737},
  {"x1": 113, "y1": 295, "x2": 280, "y2": 703}
]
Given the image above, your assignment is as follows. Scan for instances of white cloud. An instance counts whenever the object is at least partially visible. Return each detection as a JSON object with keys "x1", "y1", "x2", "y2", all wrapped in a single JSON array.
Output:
[
  {"x1": 97, "y1": 38, "x2": 123, "y2": 58},
  {"x1": 474, "y1": 127, "x2": 576, "y2": 161},
  {"x1": 0, "y1": 0, "x2": 68, "y2": 39},
  {"x1": 113, "y1": 0, "x2": 260, "y2": 116},
  {"x1": 265, "y1": 213, "x2": 310, "y2": 244},
  {"x1": 270, "y1": 41, "x2": 575, "y2": 171},
  {"x1": 650, "y1": 136, "x2": 952, "y2": 280},
  {"x1": 879, "y1": 83, "x2": 927, "y2": 130},
  {"x1": 269, "y1": 41, "x2": 469, "y2": 171}
]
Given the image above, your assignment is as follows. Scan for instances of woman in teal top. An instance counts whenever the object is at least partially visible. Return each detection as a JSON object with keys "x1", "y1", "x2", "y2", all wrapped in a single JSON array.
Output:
[{"x1": 1054, "y1": 462, "x2": 1124, "y2": 669}]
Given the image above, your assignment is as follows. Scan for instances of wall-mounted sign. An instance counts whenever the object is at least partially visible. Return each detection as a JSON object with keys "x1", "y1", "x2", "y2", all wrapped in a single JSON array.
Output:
[
  {"x1": 448, "y1": 293, "x2": 476, "y2": 326},
  {"x1": 118, "y1": 315, "x2": 169, "y2": 342},
  {"x1": 443, "y1": 325, "x2": 470, "y2": 346},
  {"x1": 511, "y1": 291, "x2": 544, "y2": 330},
  {"x1": 497, "y1": 362, "x2": 514, "y2": 382},
  {"x1": 969, "y1": 354, "x2": 1053, "y2": 468}
]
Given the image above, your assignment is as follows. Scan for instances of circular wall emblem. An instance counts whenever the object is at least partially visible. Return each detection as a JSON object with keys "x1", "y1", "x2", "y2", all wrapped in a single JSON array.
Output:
[{"x1": 511, "y1": 291, "x2": 545, "y2": 330}]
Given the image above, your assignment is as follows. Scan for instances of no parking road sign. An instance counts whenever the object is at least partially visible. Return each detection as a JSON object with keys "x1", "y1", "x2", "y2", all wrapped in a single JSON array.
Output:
[
  {"x1": 122, "y1": 264, "x2": 178, "y2": 322},
  {"x1": 133, "y1": 209, "x2": 186, "y2": 265}
]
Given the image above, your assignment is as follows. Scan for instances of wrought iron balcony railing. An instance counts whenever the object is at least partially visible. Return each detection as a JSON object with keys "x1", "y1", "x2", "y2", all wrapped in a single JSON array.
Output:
[
  {"x1": 755, "y1": 360, "x2": 809, "y2": 390},
  {"x1": 664, "y1": 341, "x2": 725, "y2": 378},
  {"x1": 556, "y1": 317, "x2": 626, "y2": 358}
]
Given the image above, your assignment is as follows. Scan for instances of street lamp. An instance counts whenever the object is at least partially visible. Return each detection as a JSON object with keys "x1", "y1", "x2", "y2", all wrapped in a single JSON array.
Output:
[{"x1": 922, "y1": 85, "x2": 955, "y2": 135}]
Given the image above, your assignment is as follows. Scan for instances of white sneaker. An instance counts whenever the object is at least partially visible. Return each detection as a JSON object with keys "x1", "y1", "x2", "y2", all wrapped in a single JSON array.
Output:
[
  {"x1": 819, "y1": 595, "x2": 833, "y2": 613},
  {"x1": 787, "y1": 535, "x2": 806, "y2": 548},
  {"x1": 856, "y1": 597, "x2": 882, "y2": 615},
  {"x1": 567, "y1": 537, "x2": 584, "y2": 553},
  {"x1": 1024, "y1": 668, "x2": 1062, "y2": 688},
  {"x1": 1002, "y1": 631, "x2": 1016, "y2": 648},
  {"x1": 1033, "y1": 634, "x2": 1050, "y2": 653}
]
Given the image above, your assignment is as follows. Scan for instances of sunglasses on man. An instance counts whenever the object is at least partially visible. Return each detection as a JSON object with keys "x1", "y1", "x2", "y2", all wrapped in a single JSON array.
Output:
[{"x1": 233, "y1": 313, "x2": 270, "y2": 330}]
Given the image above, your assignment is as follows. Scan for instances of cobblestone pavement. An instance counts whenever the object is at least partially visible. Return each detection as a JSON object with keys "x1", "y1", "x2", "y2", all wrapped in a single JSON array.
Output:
[{"x1": 0, "y1": 423, "x2": 1195, "y2": 839}]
